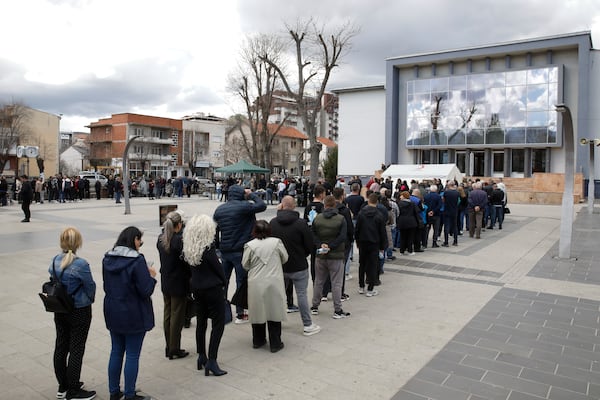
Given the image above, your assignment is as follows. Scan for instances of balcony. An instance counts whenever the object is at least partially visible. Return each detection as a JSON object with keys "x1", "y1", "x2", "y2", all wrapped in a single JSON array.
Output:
[
  {"x1": 136, "y1": 136, "x2": 174, "y2": 145},
  {"x1": 129, "y1": 154, "x2": 172, "y2": 162}
]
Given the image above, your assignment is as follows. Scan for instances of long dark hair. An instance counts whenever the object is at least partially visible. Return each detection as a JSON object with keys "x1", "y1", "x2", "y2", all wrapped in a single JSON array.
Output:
[{"x1": 114, "y1": 226, "x2": 143, "y2": 250}]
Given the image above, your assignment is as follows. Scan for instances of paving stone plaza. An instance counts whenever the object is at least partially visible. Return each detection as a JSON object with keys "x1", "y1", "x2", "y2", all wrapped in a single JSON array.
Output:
[{"x1": 1, "y1": 197, "x2": 599, "y2": 399}]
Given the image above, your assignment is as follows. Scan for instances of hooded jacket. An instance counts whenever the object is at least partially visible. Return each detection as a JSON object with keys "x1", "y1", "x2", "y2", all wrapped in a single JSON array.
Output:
[
  {"x1": 270, "y1": 209, "x2": 313, "y2": 273},
  {"x1": 312, "y1": 208, "x2": 347, "y2": 259},
  {"x1": 102, "y1": 246, "x2": 156, "y2": 334},
  {"x1": 213, "y1": 185, "x2": 266, "y2": 252},
  {"x1": 355, "y1": 205, "x2": 388, "y2": 249},
  {"x1": 396, "y1": 199, "x2": 420, "y2": 229}
]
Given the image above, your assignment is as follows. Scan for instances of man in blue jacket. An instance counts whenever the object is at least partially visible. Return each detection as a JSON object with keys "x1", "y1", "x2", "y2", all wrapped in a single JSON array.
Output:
[{"x1": 213, "y1": 184, "x2": 266, "y2": 323}]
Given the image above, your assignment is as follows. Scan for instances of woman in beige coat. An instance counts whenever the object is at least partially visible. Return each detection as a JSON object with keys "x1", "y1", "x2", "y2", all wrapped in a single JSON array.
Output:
[{"x1": 242, "y1": 220, "x2": 288, "y2": 353}]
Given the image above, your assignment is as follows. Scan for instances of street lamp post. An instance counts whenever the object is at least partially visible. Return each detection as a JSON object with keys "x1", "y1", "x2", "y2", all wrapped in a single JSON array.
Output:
[
  {"x1": 579, "y1": 138, "x2": 600, "y2": 214},
  {"x1": 555, "y1": 104, "x2": 575, "y2": 259},
  {"x1": 123, "y1": 135, "x2": 142, "y2": 215}
]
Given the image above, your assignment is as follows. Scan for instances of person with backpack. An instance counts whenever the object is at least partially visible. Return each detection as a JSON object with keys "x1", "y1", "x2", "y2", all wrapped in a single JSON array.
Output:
[{"x1": 49, "y1": 227, "x2": 97, "y2": 400}]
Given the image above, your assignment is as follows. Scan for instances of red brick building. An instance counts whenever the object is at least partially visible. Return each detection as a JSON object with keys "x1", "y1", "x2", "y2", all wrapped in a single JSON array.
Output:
[{"x1": 87, "y1": 113, "x2": 182, "y2": 179}]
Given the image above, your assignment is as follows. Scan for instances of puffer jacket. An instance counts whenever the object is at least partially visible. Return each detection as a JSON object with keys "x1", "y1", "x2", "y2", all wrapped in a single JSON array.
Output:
[
  {"x1": 214, "y1": 185, "x2": 266, "y2": 252},
  {"x1": 102, "y1": 246, "x2": 156, "y2": 334},
  {"x1": 396, "y1": 199, "x2": 420, "y2": 229},
  {"x1": 355, "y1": 205, "x2": 387, "y2": 249}
]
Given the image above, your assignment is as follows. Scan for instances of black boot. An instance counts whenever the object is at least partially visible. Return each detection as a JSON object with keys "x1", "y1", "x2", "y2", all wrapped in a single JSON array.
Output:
[{"x1": 205, "y1": 359, "x2": 227, "y2": 376}]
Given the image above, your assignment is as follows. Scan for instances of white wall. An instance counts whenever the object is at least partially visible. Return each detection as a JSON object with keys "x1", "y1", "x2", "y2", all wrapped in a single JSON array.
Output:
[{"x1": 337, "y1": 88, "x2": 386, "y2": 175}]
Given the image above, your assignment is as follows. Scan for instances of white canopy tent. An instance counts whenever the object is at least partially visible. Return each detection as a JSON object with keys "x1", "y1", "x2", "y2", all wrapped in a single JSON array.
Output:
[{"x1": 382, "y1": 163, "x2": 464, "y2": 184}]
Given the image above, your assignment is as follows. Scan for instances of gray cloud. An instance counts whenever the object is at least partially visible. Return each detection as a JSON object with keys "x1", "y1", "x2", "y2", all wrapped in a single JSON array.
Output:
[{"x1": 2, "y1": 0, "x2": 599, "y2": 131}]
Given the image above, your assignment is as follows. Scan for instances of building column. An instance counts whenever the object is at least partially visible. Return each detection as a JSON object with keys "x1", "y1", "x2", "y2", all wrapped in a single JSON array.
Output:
[
  {"x1": 449, "y1": 149, "x2": 456, "y2": 164},
  {"x1": 484, "y1": 148, "x2": 492, "y2": 177},
  {"x1": 545, "y1": 148, "x2": 551, "y2": 172},
  {"x1": 465, "y1": 149, "x2": 472, "y2": 176},
  {"x1": 524, "y1": 148, "x2": 532, "y2": 177},
  {"x1": 504, "y1": 149, "x2": 511, "y2": 177}
]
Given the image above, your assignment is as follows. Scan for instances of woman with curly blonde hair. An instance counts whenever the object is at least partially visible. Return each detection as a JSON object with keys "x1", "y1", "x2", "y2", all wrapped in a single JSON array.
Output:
[{"x1": 182, "y1": 214, "x2": 228, "y2": 376}]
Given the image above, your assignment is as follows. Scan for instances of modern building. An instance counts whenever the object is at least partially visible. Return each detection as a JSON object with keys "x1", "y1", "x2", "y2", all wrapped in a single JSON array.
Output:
[
  {"x1": 87, "y1": 113, "x2": 182, "y2": 179},
  {"x1": 335, "y1": 31, "x2": 599, "y2": 185}
]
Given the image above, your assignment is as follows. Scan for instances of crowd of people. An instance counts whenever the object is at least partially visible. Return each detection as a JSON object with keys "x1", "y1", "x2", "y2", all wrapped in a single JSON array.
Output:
[{"x1": 42, "y1": 172, "x2": 509, "y2": 399}]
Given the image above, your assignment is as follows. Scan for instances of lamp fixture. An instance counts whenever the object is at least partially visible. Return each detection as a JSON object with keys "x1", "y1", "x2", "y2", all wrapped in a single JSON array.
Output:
[{"x1": 579, "y1": 138, "x2": 600, "y2": 146}]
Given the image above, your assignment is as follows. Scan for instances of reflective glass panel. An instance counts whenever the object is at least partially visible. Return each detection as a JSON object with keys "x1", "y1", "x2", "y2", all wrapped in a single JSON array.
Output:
[
  {"x1": 506, "y1": 70, "x2": 527, "y2": 86},
  {"x1": 405, "y1": 66, "x2": 559, "y2": 147}
]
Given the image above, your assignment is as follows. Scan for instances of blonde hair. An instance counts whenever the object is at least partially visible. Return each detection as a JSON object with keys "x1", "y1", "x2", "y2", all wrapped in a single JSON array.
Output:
[
  {"x1": 159, "y1": 211, "x2": 182, "y2": 253},
  {"x1": 182, "y1": 214, "x2": 216, "y2": 266},
  {"x1": 60, "y1": 227, "x2": 82, "y2": 269}
]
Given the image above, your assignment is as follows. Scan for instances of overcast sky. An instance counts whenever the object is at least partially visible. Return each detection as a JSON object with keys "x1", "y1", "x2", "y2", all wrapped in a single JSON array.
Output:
[{"x1": 2, "y1": 0, "x2": 599, "y2": 132}]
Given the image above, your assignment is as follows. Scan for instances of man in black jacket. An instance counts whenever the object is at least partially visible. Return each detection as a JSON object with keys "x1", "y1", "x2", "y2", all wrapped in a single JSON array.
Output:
[
  {"x1": 214, "y1": 184, "x2": 266, "y2": 323},
  {"x1": 355, "y1": 193, "x2": 388, "y2": 297},
  {"x1": 19, "y1": 175, "x2": 33, "y2": 222},
  {"x1": 270, "y1": 196, "x2": 321, "y2": 336}
]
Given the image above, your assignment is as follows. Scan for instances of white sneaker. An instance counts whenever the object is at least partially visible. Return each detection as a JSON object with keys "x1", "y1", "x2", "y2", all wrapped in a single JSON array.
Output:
[
  {"x1": 303, "y1": 324, "x2": 321, "y2": 336},
  {"x1": 408, "y1": 252, "x2": 416, "y2": 256},
  {"x1": 234, "y1": 313, "x2": 249, "y2": 324},
  {"x1": 321, "y1": 296, "x2": 328, "y2": 302},
  {"x1": 366, "y1": 290, "x2": 379, "y2": 297},
  {"x1": 345, "y1": 274, "x2": 352, "y2": 281},
  {"x1": 358, "y1": 287, "x2": 365, "y2": 294}
]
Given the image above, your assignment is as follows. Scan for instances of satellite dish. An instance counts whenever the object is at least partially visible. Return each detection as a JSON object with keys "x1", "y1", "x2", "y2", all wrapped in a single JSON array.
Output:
[
  {"x1": 25, "y1": 146, "x2": 39, "y2": 158},
  {"x1": 16, "y1": 146, "x2": 25, "y2": 158}
]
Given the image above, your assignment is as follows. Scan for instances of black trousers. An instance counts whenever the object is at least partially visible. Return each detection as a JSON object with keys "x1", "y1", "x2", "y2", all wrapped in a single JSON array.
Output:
[
  {"x1": 400, "y1": 228, "x2": 415, "y2": 253},
  {"x1": 358, "y1": 242, "x2": 378, "y2": 291},
  {"x1": 53, "y1": 306, "x2": 92, "y2": 392},
  {"x1": 21, "y1": 200, "x2": 31, "y2": 220},
  {"x1": 252, "y1": 321, "x2": 282, "y2": 349},
  {"x1": 194, "y1": 286, "x2": 225, "y2": 360}
]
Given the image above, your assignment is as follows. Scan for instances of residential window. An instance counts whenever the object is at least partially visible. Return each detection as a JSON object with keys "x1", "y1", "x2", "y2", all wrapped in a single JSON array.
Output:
[{"x1": 171, "y1": 131, "x2": 178, "y2": 147}]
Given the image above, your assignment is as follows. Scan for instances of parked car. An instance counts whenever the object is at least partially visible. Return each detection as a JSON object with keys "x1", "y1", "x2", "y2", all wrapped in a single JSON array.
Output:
[{"x1": 78, "y1": 171, "x2": 108, "y2": 191}]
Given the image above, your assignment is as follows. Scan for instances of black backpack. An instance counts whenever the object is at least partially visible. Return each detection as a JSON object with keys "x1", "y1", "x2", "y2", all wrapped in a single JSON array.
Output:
[{"x1": 39, "y1": 257, "x2": 76, "y2": 314}]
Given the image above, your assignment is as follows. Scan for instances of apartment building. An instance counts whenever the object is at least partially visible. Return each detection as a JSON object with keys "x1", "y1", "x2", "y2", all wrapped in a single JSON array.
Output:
[
  {"x1": 87, "y1": 113, "x2": 182, "y2": 179},
  {"x1": 180, "y1": 113, "x2": 227, "y2": 178}
]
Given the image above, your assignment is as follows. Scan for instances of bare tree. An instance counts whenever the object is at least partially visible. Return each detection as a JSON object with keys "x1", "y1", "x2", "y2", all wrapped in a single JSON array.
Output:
[
  {"x1": 0, "y1": 102, "x2": 31, "y2": 175},
  {"x1": 228, "y1": 34, "x2": 289, "y2": 170},
  {"x1": 261, "y1": 19, "x2": 358, "y2": 183}
]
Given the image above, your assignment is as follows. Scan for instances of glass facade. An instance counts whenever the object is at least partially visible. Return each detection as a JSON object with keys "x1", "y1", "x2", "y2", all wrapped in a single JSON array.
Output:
[{"x1": 406, "y1": 66, "x2": 559, "y2": 148}]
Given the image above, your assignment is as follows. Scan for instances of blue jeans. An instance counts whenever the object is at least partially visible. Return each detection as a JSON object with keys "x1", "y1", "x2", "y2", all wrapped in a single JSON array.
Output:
[
  {"x1": 221, "y1": 251, "x2": 246, "y2": 317},
  {"x1": 115, "y1": 190, "x2": 121, "y2": 203},
  {"x1": 493, "y1": 205, "x2": 504, "y2": 227},
  {"x1": 266, "y1": 188, "x2": 273, "y2": 204},
  {"x1": 108, "y1": 331, "x2": 145, "y2": 398},
  {"x1": 284, "y1": 269, "x2": 312, "y2": 326}
]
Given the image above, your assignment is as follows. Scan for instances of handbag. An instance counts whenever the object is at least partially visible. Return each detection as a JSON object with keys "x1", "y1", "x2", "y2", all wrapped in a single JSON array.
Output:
[
  {"x1": 39, "y1": 257, "x2": 74, "y2": 314},
  {"x1": 503, "y1": 206, "x2": 511, "y2": 214},
  {"x1": 224, "y1": 299, "x2": 233, "y2": 325}
]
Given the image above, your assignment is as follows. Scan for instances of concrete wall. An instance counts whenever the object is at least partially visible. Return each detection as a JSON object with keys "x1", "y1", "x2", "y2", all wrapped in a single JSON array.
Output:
[
  {"x1": 16, "y1": 108, "x2": 60, "y2": 177},
  {"x1": 337, "y1": 87, "x2": 386, "y2": 175}
]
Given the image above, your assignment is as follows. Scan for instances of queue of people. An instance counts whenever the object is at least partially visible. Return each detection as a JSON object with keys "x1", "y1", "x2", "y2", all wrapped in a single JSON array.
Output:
[{"x1": 43, "y1": 176, "x2": 508, "y2": 399}]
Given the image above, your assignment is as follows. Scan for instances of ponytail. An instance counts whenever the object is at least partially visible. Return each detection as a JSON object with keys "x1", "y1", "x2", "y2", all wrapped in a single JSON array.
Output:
[{"x1": 160, "y1": 211, "x2": 182, "y2": 253}]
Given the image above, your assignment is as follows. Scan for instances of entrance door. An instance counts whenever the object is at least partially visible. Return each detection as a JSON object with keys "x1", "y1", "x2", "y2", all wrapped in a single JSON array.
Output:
[
  {"x1": 493, "y1": 152, "x2": 504, "y2": 177},
  {"x1": 473, "y1": 152, "x2": 485, "y2": 176}
]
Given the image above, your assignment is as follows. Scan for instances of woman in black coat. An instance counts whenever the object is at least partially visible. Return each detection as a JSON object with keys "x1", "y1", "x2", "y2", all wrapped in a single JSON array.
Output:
[
  {"x1": 157, "y1": 211, "x2": 190, "y2": 360},
  {"x1": 396, "y1": 191, "x2": 421, "y2": 255},
  {"x1": 183, "y1": 214, "x2": 228, "y2": 377}
]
